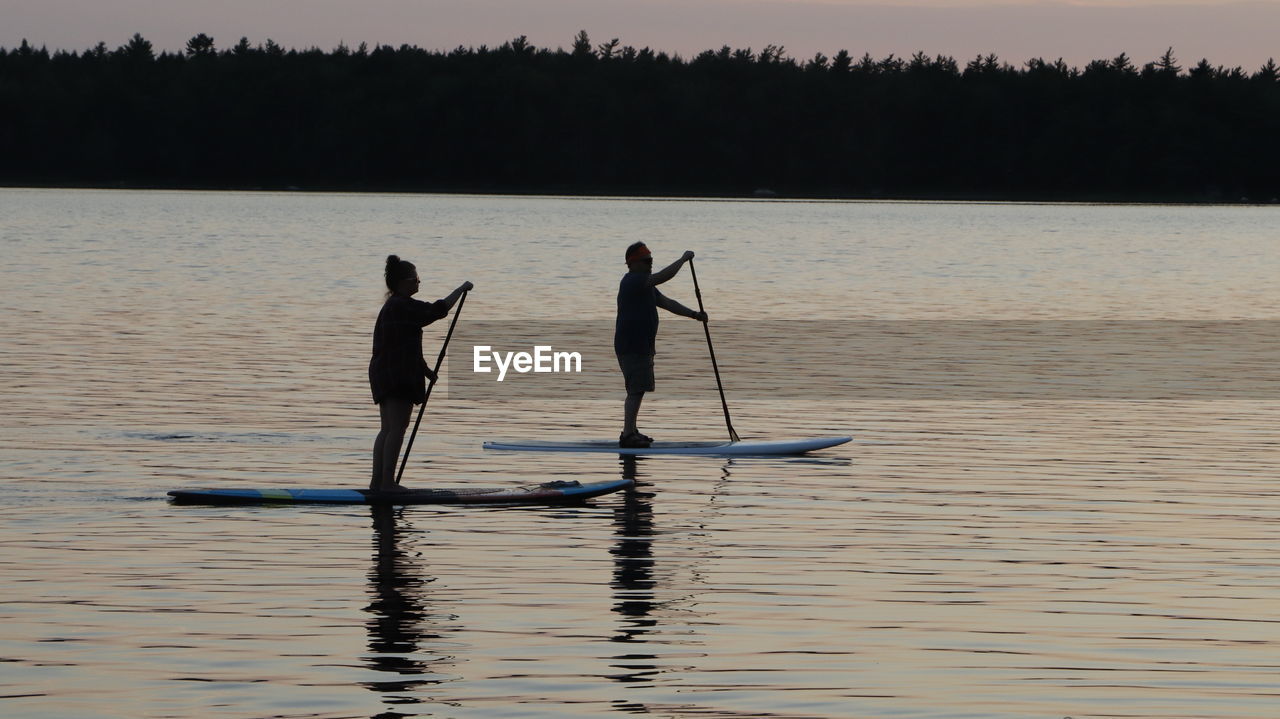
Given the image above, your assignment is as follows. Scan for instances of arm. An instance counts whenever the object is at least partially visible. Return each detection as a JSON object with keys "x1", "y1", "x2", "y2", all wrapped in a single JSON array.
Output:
[
  {"x1": 412, "y1": 281, "x2": 473, "y2": 324},
  {"x1": 441, "y1": 281, "x2": 473, "y2": 310},
  {"x1": 647, "y1": 250, "x2": 694, "y2": 286},
  {"x1": 422, "y1": 281, "x2": 473, "y2": 383},
  {"x1": 656, "y1": 290, "x2": 708, "y2": 321}
]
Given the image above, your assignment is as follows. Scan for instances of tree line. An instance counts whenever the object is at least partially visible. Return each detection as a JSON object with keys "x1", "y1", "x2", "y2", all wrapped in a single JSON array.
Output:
[{"x1": 2, "y1": 31, "x2": 1278, "y2": 201}]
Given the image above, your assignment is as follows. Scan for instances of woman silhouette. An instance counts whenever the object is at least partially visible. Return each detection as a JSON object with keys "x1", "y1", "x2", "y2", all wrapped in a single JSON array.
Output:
[{"x1": 369, "y1": 254, "x2": 471, "y2": 491}]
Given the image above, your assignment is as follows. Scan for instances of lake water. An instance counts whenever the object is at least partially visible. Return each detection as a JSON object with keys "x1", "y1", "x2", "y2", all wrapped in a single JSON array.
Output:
[{"x1": 2, "y1": 189, "x2": 1278, "y2": 718}]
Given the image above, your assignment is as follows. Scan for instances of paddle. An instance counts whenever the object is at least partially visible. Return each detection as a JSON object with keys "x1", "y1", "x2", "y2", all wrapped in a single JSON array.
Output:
[
  {"x1": 395, "y1": 290, "x2": 468, "y2": 485},
  {"x1": 688, "y1": 259, "x2": 741, "y2": 443}
]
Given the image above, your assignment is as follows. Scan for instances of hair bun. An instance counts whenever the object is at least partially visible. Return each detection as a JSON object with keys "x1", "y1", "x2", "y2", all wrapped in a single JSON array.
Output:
[{"x1": 386, "y1": 254, "x2": 401, "y2": 266}]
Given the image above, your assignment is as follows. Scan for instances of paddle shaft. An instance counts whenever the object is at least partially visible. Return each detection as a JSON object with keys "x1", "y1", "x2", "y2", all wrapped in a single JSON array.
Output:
[
  {"x1": 688, "y1": 260, "x2": 740, "y2": 442},
  {"x1": 396, "y1": 290, "x2": 468, "y2": 485}
]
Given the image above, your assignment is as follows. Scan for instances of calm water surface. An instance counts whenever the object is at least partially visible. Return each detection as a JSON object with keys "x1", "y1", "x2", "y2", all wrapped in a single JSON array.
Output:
[{"x1": 2, "y1": 189, "x2": 1278, "y2": 718}]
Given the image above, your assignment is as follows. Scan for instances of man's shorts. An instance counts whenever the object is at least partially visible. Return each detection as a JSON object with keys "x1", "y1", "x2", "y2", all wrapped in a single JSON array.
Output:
[{"x1": 617, "y1": 353, "x2": 655, "y2": 394}]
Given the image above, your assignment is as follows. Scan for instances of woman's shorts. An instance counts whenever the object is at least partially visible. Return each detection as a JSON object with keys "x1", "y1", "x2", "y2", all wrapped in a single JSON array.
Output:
[{"x1": 616, "y1": 353, "x2": 655, "y2": 393}]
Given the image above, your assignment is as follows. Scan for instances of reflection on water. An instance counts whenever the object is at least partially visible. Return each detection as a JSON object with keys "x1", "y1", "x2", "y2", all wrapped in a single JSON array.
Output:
[
  {"x1": 3, "y1": 190, "x2": 1279, "y2": 719},
  {"x1": 609, "y1": 456, "x2": 657, "y2": 680},
  {"x1": 365, "y1": 506, "x2": 453, "y2": 702}
]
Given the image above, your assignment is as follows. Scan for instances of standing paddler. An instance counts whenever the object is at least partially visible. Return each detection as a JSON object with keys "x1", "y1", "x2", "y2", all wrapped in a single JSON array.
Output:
[
  {"x1": 614, "y1": 242, "x2": 708, "y2": 448},
  {"x1": 369, "y1": 255, "x2": 472, "y2": 492}
]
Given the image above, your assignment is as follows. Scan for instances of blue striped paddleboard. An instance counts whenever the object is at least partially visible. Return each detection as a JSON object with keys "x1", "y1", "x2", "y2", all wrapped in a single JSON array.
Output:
[
  {"x1": 168, "y1": 479, "x2": 633, "y2": 505},
  {"x1": 483, "y1": 436, "x2": 852, "y2": 456}
]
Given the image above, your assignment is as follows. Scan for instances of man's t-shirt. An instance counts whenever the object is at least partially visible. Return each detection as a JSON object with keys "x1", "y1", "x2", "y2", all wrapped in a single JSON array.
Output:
[{"x1": 614, "y1": 271, "x2": 665, "y2": 356}]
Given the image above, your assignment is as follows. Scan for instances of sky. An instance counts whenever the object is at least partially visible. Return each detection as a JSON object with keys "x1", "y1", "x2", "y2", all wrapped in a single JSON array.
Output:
[{"x1": 3, "y1": 0, "x2": 1278, "y2": 71}]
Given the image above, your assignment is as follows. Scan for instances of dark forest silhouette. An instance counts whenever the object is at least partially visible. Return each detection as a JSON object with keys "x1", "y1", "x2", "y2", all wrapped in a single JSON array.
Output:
[{"x1": 2, "y1": 32, "x2": 1278, "y2": 201}]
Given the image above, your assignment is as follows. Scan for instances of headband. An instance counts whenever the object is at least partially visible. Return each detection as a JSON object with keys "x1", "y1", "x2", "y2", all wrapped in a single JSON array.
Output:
[{"x1": 625, "y1": 244, "x2": 652, "y2": 264}]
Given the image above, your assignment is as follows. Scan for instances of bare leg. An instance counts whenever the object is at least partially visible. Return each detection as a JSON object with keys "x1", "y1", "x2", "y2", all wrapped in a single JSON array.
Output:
[
  {"x1": 623, "y1": 391, "x2": 644, "y2": 435},
  {"x1": 371, "y1": 397, "x2": 414, "y2": 491}
]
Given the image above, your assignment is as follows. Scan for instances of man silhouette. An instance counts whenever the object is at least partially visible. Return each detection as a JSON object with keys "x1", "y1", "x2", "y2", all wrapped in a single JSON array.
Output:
[{"x1": 614, "y1": 242, "x2": 707, "y2": 447}]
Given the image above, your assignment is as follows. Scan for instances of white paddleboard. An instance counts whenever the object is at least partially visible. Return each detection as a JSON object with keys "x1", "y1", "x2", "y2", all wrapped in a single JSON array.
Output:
[{"x1": 483, "y1": 436, "x2": 852, "y2": 456}]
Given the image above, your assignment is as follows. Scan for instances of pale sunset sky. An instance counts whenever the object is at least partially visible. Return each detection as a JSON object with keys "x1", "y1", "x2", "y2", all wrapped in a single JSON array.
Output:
[{"x1": 2, "y1": 0, "x2": 1277, "y2": 71}]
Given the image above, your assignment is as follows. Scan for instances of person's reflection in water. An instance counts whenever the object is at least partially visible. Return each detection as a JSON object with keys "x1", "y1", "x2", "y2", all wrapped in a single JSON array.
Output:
[
  {"x1": 609, "y1": 455, "x2": 660, "y2": 682},
  {"x1": 364, "y1": 505, "x2": 451, "y2": 711}
]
